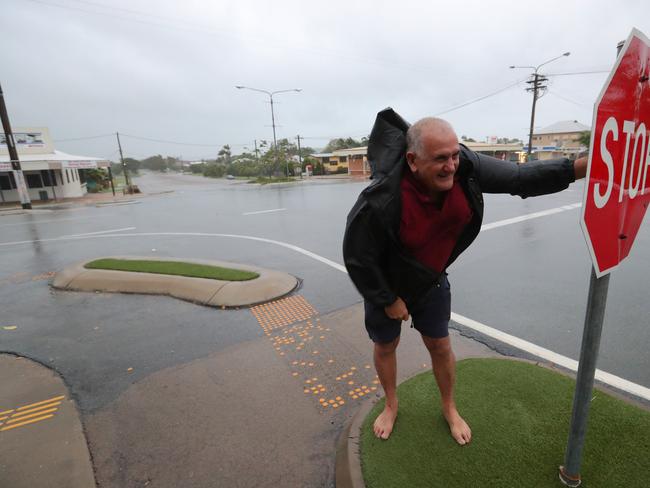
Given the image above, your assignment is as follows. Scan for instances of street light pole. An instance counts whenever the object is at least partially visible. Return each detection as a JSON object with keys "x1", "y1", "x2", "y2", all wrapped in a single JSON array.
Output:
[
  {"x1": 511, "y1": 52, "x2": 570, "y2": 161},
  {"x1": 235, "y1": 86, "x2": 301, "y2": 177}
]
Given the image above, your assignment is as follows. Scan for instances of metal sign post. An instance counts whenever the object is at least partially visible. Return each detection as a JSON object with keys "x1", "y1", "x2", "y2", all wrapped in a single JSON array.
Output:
[{"x1": 558, "y1": 269, "x2": 610, "y2": 486}]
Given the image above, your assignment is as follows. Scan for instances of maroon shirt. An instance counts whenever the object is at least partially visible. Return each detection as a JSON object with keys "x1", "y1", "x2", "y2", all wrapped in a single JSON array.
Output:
[{"x1": 399, "y1": 170, "x2": 473, "y2": 273}]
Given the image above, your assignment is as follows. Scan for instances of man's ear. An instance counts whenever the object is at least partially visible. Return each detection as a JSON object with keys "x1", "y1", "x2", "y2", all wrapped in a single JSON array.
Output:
[{"x1": 406, "y1": 152, "x2": 417, "y2": 172}]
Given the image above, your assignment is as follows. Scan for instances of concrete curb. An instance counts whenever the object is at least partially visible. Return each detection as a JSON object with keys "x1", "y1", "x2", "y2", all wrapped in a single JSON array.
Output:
[
  {"x1": 52, "y1": 256, "x2": 299, "y2": 308},
  {"x1": 335, "y1": 394, "x2": 374, "y2": 488},
  {"x1": 0, "y1": 353, "x2": 96, "y2": 488}
]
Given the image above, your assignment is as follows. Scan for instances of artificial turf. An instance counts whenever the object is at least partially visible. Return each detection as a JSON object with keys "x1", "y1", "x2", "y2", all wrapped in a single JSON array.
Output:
[
  {"x1": 85, "y1": 258, "x2": 259, "y2": 281},
  {"x1": 361, "y1": 358, "x2": 650, "y2": 488}
]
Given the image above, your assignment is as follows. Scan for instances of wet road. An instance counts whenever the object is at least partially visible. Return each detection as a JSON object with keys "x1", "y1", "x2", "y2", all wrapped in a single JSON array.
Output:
[{"x1": 1, "y1": 171, "x2": 648, "y2": 403}]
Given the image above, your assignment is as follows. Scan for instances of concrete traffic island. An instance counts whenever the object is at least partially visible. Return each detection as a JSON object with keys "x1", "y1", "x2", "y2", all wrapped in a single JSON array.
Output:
[{"x1": 52, "y1": 256, "x2": 299, "y2": 307}]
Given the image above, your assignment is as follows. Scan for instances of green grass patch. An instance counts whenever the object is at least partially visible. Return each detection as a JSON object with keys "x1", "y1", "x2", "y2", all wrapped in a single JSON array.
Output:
[
  {"x1": 248, "y1": 176, "x2": 295, "y2": 185},
  {"x1": 361, "y1": 358, "x2": 650, "y2": 488},
  {"x1": 85, "y1": 259, "x2": 259, "y2": 281}
]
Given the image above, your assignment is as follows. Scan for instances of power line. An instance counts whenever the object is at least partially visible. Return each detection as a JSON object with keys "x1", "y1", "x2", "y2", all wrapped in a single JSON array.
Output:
[
  {"x1": 53, "y1": 133, "x2": 115, "y2": 142},
  {"x1": 545, "y1": 70, "x2": 610, "y2": 77},
  {"x1": 119, "y1": 133, "x2": 248, "y2": 147},
  {"x1": 434, "y1": 78, "x2": 527, "y2": 116},
  {"x1": 547, "y1": 90, "x2": 592, "y2": 108}
]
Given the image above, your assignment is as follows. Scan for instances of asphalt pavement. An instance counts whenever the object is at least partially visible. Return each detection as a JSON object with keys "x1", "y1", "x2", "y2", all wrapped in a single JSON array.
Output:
[{"x1": 1, "y1": 171, "x2": 649, "y2": 487}]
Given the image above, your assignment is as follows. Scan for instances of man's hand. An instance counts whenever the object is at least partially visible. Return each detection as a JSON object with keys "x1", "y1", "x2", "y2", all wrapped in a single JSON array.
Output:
[
  {"x1": 384, "y1": 297, "x2": 409, "y2": 321},
  {"x1": 574, "y1": 156, "x2": 588, "y2": 180}
]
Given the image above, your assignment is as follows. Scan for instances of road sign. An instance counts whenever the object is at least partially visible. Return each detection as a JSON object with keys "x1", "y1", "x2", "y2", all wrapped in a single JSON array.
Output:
[{"x1": 581, "y1": 28, "x2": 650, "y2": 277}]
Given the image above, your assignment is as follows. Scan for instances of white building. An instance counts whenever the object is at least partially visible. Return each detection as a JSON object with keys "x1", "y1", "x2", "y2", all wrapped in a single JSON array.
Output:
[{"x1": 0, "y1": 127, "x2": 110, "y2": 204}]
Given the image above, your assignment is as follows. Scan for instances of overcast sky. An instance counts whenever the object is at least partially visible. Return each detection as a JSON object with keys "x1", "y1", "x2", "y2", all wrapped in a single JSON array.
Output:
[{"x1": 2, "y1": 0, "x2": 648, "y2": 160}]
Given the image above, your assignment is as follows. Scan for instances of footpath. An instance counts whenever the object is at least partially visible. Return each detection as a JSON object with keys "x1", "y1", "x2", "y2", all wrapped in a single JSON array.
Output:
[{"x1": 0, "y1": 296, "x2": 500, "y2": 488}]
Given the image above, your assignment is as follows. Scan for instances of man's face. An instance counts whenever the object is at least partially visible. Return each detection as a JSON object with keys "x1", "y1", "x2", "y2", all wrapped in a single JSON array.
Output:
[{"x1": 406, "y1": 127, "x2": 460, "y2": 193}]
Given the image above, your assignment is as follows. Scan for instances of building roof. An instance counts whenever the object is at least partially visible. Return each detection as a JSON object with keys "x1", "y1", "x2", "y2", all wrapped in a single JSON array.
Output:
[
  {"x1": 535, "y1": 120, "x2": 590, "y2": 135},
  {"x1": 332, "y1": 146, "x2": 368, "y2": 156},
  {"x1": 0, "y1": 150, "x2": 109, "y2": 170},
  {"x1": 463, "y1": 141, "x2": 524, "y2": 152}
]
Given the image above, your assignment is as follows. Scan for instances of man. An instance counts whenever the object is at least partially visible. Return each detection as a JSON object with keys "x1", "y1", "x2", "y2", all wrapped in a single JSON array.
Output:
[{"x1": 343, "y1": 109, "x2": 587, "y2": 445}]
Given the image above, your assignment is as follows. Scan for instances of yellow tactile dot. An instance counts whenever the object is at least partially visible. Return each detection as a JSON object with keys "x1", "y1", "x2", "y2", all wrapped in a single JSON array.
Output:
[
  {"x1": 332, "y1": 404, "x2": 339, "y2": 409},
  {"x1": 328, "y1": 359, "x2": 334, "y2": 364},
  {"x1": 348, "y1": 381, "x2": 354, "y2": 385},
  {"x1": 292, "y1": 372, "x2": 298, "y2": 376},
  {"x1": 319, "y1": 398, "x2": 326, "y2": 403},
  {"x1": 351, "y1": 367, "x2": 357, "y2": 371},
  {"x1": 352, "y1": 395, "x2": 358, "y2": 399},
  {"x1": 349, "y1": 391, "x2": 354, "y2": 395},
  {"x1": 319, "y1": 388, "x2": 325, "y2": 392},
  {"x1": 292, "y1": 361, "x2": 298, "y2": 365},
  {"x1": 317, "y1": 384, "x2": 323, "y2": 388},
  {"x1": 312, "y1": 377, "x2": 317, "y2": 381},
  {"x1": 335, "y1": 396, "x2": 342, "y2": 401},
  {"x1": 309, "y1": 362, "x2": 315, "y2": 367},
  {"x1": 371, "y1": 386, "x2": 377, "y2": 391},
  {"x1": 303, "y1": 389, "x2": 309, "y2": 393},
  {"x1": 320, "y1": 336, "x2": 325, "y2": 340},
  {"x1": 355, "y1": 388, "x2": 361, "y2": 392},
  {"x1": 336, "y1": 377, "x2": 341, "y2": 381},
  {"x1": 365, "y1": 365, "x2": 371, "y2": 369},
  {"x1": 306, "y1": 380, "x2": 312, "y2": 384},
  {"x1": 359, "y1": 392, "x2": 365, "y2": 396},
  {"x1": 329, "y1": 400, "x2": 335, "y2": 404}
]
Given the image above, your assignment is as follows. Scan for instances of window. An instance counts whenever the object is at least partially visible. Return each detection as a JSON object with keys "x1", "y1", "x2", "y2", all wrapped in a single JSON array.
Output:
[
  {"x1": 0, "y1": 173, "x2": 16, "y2": 190},
  {"x1": 41, "y1": 170, "x2": 53, "y2": 187},
  {"x1": 25, "y1": 173, "x2": 43, "y2": 188},
  {"x1": 330, "y1": 161, "x2": 338, "y2": 166},
  {"x1": 339, "y1": 156, "x2": 347, "y2": 162}
]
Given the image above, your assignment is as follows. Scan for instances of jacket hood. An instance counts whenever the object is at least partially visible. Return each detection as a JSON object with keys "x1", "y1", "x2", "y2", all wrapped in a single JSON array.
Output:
[{"x1": 367, "y1": 108, "x2": 410, "y2": 178}]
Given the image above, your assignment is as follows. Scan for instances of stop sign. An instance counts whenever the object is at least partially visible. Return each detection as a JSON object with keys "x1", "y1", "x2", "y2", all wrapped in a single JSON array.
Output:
[{"x1": 581, "y1": 28, "x2": 650, "y2": 277}]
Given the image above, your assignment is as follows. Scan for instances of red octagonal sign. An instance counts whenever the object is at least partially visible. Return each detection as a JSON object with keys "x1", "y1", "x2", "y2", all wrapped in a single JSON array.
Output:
[{"x1": 581, "y1": 28, "x2": 650, "y2": 277}]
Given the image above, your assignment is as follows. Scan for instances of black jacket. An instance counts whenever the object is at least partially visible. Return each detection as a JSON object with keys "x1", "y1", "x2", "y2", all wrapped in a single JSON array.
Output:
[{"x1": 342, "y1": 108, "x2": 576, "y2": 308}]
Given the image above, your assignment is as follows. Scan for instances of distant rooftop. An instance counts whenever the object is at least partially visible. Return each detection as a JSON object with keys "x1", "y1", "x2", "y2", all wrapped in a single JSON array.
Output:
[{"x1": 535, "y1": 120, "x2": 590, "y2": 135}]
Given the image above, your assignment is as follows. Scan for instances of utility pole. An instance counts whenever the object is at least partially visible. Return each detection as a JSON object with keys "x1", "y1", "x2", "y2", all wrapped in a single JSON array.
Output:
[
  {"x1": 525, "y1": 72, "x2": 548, "y2": 160},
  {"x1": 510, "y1": 51, "x2": 570, "y2": 162},
  {"x1": 0, "y1": 83, "x2": 32, "y2": 209},
  {"x1": 235, "y1": 86, "x2": 301, "y2": 178},
  {"x1": 116, "y1": 132, "x2": 130, "y2": 190},
  {"x1": 254, "y1": 139, "x2": 259, "y2": 162},
  {"x1": 296, "y1": 134, "x2": 303, "y2": 179}
]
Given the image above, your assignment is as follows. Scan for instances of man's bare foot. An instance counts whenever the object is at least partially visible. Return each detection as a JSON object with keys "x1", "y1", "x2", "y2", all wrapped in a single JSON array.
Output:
[
  {"x1": 443, "y1": 406, "x2": 471, "y2": 445},
  {"x1": 373, "y1": 403, "x2": 398, "y2": 440}
]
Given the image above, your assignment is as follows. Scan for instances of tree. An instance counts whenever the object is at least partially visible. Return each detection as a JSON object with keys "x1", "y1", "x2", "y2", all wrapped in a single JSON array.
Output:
[
  {"x1": 577, "y1": 131, "x2": 591, "y2": 148},
  {"x1": 322, "y1": 137, "x2": 363, "y2": 153},
  {"x1": 140, "y1": 155, "x2": 167, "y2": 171},
  {"x1": 217, "y1": 145, "x2": 232, "y2": 164}
]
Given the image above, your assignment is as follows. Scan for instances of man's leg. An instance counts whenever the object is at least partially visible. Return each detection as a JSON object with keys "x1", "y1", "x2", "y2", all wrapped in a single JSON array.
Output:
[
  {"x1": 421, "y1": 335, "x2": 471, "y2": 445},
  {"x1": 373, "y1": 336, "x2": 400, "y2": 439}
]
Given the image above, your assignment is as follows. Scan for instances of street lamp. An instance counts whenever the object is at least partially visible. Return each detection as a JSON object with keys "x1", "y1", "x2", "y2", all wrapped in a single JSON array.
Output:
[
  {"x1": 235, "y1": 86, "x2": 302, "y2": 177},
  {"x1": 510, "y1": 52, "x2": 570, "y2": 160}
]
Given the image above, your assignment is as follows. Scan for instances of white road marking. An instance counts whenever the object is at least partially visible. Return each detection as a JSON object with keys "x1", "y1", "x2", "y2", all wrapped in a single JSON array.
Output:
[
  {"x1": 243, "y1": 208, "x2": 287, "y2": 216},
  {"x1": 60, "y1": 227, "x2": 136, "y2": 238},
  {"x1": 450, "y1": 312, "x2": 650, "y2": 401},
  {"x1": 481, "y1": 203, "x2": 582, "y2": 232},
  {"x1": 1, "y1": 202, "x2": 648, "y2": 400}
]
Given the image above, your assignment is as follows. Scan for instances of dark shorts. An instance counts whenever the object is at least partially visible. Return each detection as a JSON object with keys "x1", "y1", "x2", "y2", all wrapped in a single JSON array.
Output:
[{"x1": 364, "y1": 275, "x2": 451, "y2": 343}]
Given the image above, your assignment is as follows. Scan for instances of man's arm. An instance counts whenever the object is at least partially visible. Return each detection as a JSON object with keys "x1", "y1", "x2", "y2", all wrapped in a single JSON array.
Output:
[
  {"x1": 468, "y1": 148, "x2": 583, "y2": 197},
  {"x1": 343, "y1": 200, "x2": 398, "y2": 308}
]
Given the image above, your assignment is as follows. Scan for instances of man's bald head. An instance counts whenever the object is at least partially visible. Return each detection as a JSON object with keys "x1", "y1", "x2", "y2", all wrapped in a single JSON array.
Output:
[{"x1": 406, "y1": 117, "x2": 457, "y2": 156}]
